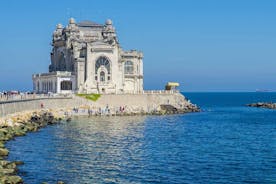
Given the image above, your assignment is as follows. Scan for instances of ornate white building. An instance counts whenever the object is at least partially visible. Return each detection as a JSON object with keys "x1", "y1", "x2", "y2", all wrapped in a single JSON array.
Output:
[{"x1": 33, "y1": 18, "x2": 143, "y2": 94}]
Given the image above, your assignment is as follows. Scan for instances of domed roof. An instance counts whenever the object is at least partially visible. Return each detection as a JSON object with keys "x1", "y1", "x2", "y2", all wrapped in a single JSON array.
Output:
[{"x1": 105, "y1": 19, "x2": 112, "y2": 25}]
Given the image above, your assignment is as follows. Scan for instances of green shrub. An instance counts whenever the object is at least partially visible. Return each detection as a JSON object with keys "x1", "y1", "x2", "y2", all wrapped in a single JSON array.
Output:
[{"x1": 76, "y1": 94, "x2": 101, "y2": 101}]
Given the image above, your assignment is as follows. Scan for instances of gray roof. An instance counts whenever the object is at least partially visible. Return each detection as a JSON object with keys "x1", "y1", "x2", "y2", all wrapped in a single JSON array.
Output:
[{"x1": 77, "y1": 20, "x2": 103, "y2": 27}]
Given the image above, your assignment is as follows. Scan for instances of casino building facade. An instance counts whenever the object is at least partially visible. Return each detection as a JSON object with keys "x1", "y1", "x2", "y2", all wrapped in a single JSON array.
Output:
[{"x1": 33, "y1": 18, "x2": 143, "y2": 94}]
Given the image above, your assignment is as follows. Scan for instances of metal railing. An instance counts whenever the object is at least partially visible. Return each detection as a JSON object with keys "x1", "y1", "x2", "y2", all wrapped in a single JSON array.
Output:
[
  {"x1": 0, "y1": 93, "x2": 72, "y2": 103},
  {"x1": 0, "y1": 90, "x2": 179, "y2": 102}
]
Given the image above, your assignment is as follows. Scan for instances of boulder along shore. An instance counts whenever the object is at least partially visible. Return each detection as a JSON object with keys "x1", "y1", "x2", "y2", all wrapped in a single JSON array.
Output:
[
  {"x1": 0, "y1": 109, "x2": 67, "y2": 184},
  {"x1": 0, "y1": 102, "x2": 199, "y2": 183},
  {"x1": 247, "y1": 102, "x2": 276, "y2": 109}
]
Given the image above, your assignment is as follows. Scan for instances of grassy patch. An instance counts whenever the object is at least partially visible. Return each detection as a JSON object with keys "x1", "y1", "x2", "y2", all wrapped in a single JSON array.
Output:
[{"x1": 76, "y1": 93, "x2": 101, "y2": 101}]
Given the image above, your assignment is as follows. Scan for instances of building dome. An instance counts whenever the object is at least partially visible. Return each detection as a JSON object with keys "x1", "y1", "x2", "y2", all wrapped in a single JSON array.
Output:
[
  {"x1": 69, "y1": 17, "x2": 76, "y2": 24},
  {"x1": 105, "y1": 19, "x2": 112, "y2": 25}
]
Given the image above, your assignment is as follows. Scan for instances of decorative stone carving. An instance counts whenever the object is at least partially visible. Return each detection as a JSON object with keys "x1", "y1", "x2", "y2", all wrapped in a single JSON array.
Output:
[
  {"x1": 102, "y1": 19, "x2": 118, "y2": 46},
  {"x1": 72, "y1": 42, "x2": 81, "y2": 59},
  {"x1": 53, "y1": 24, "x2": 63, "y2": 41}
]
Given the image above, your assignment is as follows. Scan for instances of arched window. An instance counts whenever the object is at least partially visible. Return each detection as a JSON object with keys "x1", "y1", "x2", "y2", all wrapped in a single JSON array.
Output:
[
  {"x1": 125, "y1": 61, "x2": 134, "y2": 74},
  {"x1": 95, "y1": 56, "x2": 110, "y2": 74}
]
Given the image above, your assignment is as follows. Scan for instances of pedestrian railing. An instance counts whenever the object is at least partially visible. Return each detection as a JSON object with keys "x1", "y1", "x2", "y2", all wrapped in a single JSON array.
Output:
[
  {"x1": 0, "y1": 90, "x2": 179, "y2": 102},
  {"x1": 0, "y1": 94, "x2": 72, "y2": 103}
]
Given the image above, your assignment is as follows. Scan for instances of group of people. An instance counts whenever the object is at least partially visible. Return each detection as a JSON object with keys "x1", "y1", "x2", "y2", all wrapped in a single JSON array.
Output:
[
  {"x1": 70, "y1": 105, "x2": 127, "y2": 117},
  {"x1": 0, "y1": 91, "x2": 28, "y2": 101}
]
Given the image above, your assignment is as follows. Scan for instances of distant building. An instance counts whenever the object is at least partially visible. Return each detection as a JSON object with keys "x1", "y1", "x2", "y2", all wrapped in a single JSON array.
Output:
[{"x1": 33, "y1": 18, "x2": 143, "y2": 94}]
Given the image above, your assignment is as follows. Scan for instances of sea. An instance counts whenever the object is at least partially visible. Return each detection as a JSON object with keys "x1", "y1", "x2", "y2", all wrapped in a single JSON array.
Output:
[{"x1": 6, "y1": 92, "x2": 276, "y2": 184}]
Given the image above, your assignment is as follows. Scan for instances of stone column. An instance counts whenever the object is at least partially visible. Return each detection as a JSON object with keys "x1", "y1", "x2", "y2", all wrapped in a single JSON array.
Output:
[
  {"x1": 76, "y1": 60, "x2": 85, "y2": 92},
  {"x1": 57, "y1": 77, "x2": 61, "y2": 93}
]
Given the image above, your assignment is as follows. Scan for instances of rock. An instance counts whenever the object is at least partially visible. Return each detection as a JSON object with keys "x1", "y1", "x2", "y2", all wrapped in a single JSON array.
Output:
[
  {"x1": 12, "y1": 126, "x2": 26, "y2": 137},
  {"x1": 0, "y1": 148, "x2": 9, "y2": 156},
  {"x1": 13, "y1": 161, "x2": 23, "y2": 166},
  {"x1": 247, "y1": 102, "x2": 276, "y2": 109},
  {"x1": 57, "y1": 181, "x2": 65, "y2": 184},
  {"x1": 5, "y1": 162, "x2": 16, "y2": 170},
  {"x1": 0, "y1": 175, "x2": 23, "y2": 184},
  {"x1": 30, "y1": 114, "x2": 42, "y2": 123},
  {"x1": 3, "y1": 127, "x2": 16, "y2": 140},
  {"x1": 0, "y1": 129, "x2": 8, "y2": 135},
  {"x1": 24, "y1": 123, "x2": 34, "y2": 131},
  {"x1": 0, "y1": 160, "x2": 10, "y2": 168},
  {"x1": 0, "y1": 160, "x2": 21, "y2": 171},
  {"x1": 0, "y1": 168, "x2": 16, "y2": 175},
  {"x1": 0, "y1": 142, "x2": 5, "y2": 148},
  {"x1": 0, "y1": 129, "x2": 11, "y2": 141}
]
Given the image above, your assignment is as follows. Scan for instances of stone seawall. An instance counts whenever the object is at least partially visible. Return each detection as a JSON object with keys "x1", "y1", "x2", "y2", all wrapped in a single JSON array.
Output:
[
  {"x1": 0, "y1": 93, "x2": 199, "y2": 118},
  {"x1": 97, "y1": 93, "x2": 196, "y2": 113}
]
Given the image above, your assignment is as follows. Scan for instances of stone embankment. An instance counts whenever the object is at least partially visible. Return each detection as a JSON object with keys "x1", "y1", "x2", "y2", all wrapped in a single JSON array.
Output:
[
  {"x1": 0, "y1": 93, "x2": 200, "y2": 117},
  {"x1": 0, "y1": 109, "x2": 67, "y2": 183},
  {"x1": 247, "y1": 102, "x2": 276, "y2": 109}
]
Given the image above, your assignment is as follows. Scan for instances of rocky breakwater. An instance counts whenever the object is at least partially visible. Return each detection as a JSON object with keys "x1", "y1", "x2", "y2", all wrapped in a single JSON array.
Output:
[
  {"x1": 157, "y1": 103, "x2": 200, "y2": 115},
  {"x1": 0, "y1": 110, "x2": 66, "y2": 184},
  {"x1": 247, "y1": 102, "x2": 276, "y2": 109}
]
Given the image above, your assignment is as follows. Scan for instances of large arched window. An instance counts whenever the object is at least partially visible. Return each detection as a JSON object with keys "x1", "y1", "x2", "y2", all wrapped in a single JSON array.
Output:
[
  {"x1": 95, "y1": 56, "x2": 111, "y2": 74},
  {"x1": 124, "y1": 61, "x2": 134, "y2": 74}
]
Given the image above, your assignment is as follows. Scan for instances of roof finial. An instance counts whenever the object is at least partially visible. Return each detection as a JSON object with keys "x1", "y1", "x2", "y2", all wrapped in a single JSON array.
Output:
[
  {"x1": 105, "y1": 19, "x2": 112, "y2": 25},
  {"x1": 56, "y1": 23, "x2": 63, "y2": 29},
  {"x1": 69, "y1": 17, "x2": 76, "y2": 24}
]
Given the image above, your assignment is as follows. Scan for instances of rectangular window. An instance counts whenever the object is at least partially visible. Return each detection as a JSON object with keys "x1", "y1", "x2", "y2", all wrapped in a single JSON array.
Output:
[
  {"x1": 79, "y1": 48, "x2": 87, "y2": 58},
  {"x1": 125, "y1": 61, "x2": 134, "y2": 74}
]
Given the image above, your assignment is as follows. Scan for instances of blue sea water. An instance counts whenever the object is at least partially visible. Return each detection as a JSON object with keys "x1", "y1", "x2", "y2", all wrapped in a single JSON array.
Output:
[{"x1": 6, "y1": 92, "x2": 276, "y2": 184}]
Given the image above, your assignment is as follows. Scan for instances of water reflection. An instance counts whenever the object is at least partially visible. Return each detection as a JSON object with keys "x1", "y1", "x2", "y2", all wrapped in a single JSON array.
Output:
[
  {"x1": 37, "y1": 116, "x2": 147, "y2": 183},
  {"x1": 6, "y1": 94, "x2": 276, "y2": 184}
]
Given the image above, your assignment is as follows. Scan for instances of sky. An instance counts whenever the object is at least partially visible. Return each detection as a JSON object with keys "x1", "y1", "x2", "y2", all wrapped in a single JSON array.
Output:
[{"x1": 0, "y1": 0, "x2": 275, "y2": 92}]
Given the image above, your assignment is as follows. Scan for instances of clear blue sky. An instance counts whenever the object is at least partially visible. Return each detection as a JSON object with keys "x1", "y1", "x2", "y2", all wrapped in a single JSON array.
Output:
[{"x1": 0, "y1": 0, "x2": 275, "y2": 92}]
